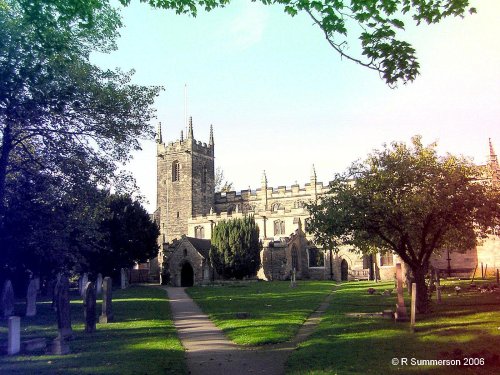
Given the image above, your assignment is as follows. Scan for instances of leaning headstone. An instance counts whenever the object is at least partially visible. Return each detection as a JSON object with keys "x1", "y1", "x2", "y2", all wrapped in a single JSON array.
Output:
[
  {"x1": 394, "y1": 263, "x2": 408, "y2": 322},
  {"x1": 8, "y1": 316, "x2": 21, "y2": 355},
  {"x1": 1, "y1": 280, "x2": 15, "y2": 318},
  {"x1": 26, "y1": 279, "x2": 38, "y2": 317},
  {"x1": 96, "y1": 273, "x2": 103, "y2": 296},
  {"x1": 121, "y1": 268, "x2": 127, "y2": 289},
  {"x1": 83, "y1": 282, "x2": 96, "y2": 333},
  {"x1": 99, "y1": 277, "x2": 113, "y2": 323},
  {"x1": 54, "y1": 275, "x2": 73, "y2": 339}
]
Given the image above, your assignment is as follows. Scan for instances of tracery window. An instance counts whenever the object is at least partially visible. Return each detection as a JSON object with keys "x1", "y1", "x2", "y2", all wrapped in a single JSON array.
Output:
[
  {"x1": 308, "y1": 248, "x2": 324, "y2": 267},
  {"x1": 195, "y1": 226, "x2": 205, "y2": 239},
  {"x1": 274, "y1": 220, "x2": 285, "y2": 236}
]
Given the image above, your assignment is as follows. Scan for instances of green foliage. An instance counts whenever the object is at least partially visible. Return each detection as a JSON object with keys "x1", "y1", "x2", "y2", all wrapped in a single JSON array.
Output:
[
  {"x1": 0, "y1": 286, "x2": 186, "y2": 375},
  {"x1": 209, "y1": 216, "x2": 261, "y2": 279},
  {"x1": 188, "y1": 280, "x2": 334, "y2": 345},
  {"x1": 85, "y1": 194, "x2": 160, "y2": 278},
  {"x1": 121, "y1": 0, "x2": 473, "y2": 86},
  {"x1": 287, "y1": 280, "x2": 500, "y2": 374},
  {"x1": 308, "y1": 136, "x2": 500, "y2": 312}
]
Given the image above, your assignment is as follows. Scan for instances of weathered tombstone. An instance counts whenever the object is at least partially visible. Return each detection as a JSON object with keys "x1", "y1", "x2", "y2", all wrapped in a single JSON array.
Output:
[
  {"x1": 1, "y1": 280, "x2": 15, "y2": 318},
  {"x1": 96, "y1": 273, "x2": 103, "y2": 295},
  {"x1": 121, "y1": 268, "x2": 127, "y2": 289},
  {"x1": 83, "y1": 282, "x2": 96, "y2": 333},
  {"x1": 80, "y1": 273, "x2": 88, "y2": 297},
  {"x1": 410, "y1": 283, "x2": 417, "y2": 331},
  {"x1": 436, "y1": 274, "x2": 442, "y2": 304},
  {"x1": 51, "y1": 337, "x2": 70, "y2": 355},
  {"x1": 290, "y1": 267, "x2": 297, "y2": 288},
  {"x1": 55, "y1": 275, "x2": 73, "y2": 339},
  {"x1": 26, "y1": 279, "x2": 37, "y2": 317},
  {"x1": 8, "y1": 316, "x2": 21, "y2": 355},
  {"x1": 394, "y1": 263, "x2": 408, "y2": 322},
  {"x1": 99, "y1": 277, "x2": 113, "y2": 323}
]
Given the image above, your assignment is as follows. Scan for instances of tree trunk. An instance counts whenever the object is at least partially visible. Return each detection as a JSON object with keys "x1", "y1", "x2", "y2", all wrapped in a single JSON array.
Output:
[
  {"x1": 0, "y1": 123, "x2": 13, "y2": 232},
  {"x1": 411, "y1": 266, "x2": 430, "y2": 313}
]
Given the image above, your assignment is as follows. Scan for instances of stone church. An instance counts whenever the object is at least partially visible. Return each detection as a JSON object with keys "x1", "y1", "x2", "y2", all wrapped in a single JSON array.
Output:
[{"x1": 152, "y1": 118, "x2": 500, "y2": 287}]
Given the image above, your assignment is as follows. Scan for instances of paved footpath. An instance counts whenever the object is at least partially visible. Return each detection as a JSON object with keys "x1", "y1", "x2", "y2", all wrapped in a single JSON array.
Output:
[{"x1": 164, "y1": 286, "x2": 333, "y2": 375}]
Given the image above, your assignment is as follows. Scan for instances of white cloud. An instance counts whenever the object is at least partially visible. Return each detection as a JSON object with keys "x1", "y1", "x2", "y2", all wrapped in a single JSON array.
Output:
[{"x1": 228, "y1": 3, "x2": 269, "y2": 50}]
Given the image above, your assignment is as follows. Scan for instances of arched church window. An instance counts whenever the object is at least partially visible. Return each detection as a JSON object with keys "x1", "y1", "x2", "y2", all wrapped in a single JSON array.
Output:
[
  {"x1": 274, "y1": 220, "x2": 285, "y2": 236},
  {"x1": 291, "y1": 245, "x2": 299, "y2": 272},
  {"x1": 271, "y1": 202, "x2": 282, "y2": 212},
  {"x1": 195, "y1": 226, "x2": 205, "y2": 239},
  {"x1": 308, "y1": 248, "x2": 324, "y2": 267},
  {"x1": 172, "y1": 160, "x2": 180, "y2": 182}
]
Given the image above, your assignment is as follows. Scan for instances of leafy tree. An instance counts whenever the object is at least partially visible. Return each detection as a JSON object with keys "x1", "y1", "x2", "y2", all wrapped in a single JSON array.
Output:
[
  {"x1": 119, "y1": 0, "x2": 475, "y2": 86},
  {"x1": 210, "y1": 215, "x2": 261, "y2": 279},
  {"x1": 85, "y1": 194, "x2": 160, "y2": 278},
  {"x1": 307, "y1": 136, "x2": 500, "y2": 313},
  {"x1": 0, "y1": 0, "x2": 161, "y2": 233}
]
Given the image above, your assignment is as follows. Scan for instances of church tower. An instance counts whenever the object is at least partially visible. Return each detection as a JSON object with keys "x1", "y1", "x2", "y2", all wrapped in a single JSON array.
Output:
[{"x1": 156, "y1": 118, "x2": 215, "y2": 243}]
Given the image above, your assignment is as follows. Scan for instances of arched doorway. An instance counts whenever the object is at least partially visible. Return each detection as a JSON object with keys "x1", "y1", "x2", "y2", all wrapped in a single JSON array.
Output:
[
  {"x1": 340, "y1": 259, "x2": 349, "y2": 281},
  {"x1": 181, "y1": 263, "x2": 194, "y2": 287}
]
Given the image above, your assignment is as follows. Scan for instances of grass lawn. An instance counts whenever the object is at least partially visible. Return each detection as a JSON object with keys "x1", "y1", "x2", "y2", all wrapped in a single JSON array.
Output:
[
  {"x1": 187, "y1": 280, "x2": 335, "y2": 346},
  {"x1": 0, "y1": 285, "x2": 186, "y2": 375},
  {"x1": 286, "y1": 279, "x2": 500, "y2": 375}
]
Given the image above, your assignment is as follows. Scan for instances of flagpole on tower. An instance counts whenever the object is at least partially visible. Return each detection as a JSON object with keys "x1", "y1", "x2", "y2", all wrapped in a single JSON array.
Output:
[{"x1": 184, "y1": 83, "x2": 188, "y2": 135}]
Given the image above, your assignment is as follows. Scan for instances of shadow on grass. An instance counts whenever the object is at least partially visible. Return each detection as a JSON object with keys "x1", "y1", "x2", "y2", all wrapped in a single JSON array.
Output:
[
  {"x1": 0, "y1": 286, "x2": 186, "y2": 375},
  {"x1": 286, "y1": 280, "x2": 500, "y2": 375}
]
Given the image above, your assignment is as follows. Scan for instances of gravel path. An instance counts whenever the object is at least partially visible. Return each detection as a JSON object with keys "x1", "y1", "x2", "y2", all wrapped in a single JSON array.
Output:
[{"x1": 164, "y1": 286, "x2": 334, "y2": 375}]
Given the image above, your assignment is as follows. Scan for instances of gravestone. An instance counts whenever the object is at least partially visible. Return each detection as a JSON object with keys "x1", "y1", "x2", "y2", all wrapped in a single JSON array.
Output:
[
  {"x1": 121, "y1": 268, "x2": 128, "y2": 289},
  {"x1": 83, "y1": 282, "x2": 96, "y2": 333},
  {"x1": 8, "y1": 316, "x2": 20, "y2": 355},
  {"x1": 96, "y1": 273, "x2": 103, "y2": 295},
  {"x1": 410, "y1": 283, "x2": 417, "y2": 331},
  {"x1": 1, "y1": 280, "x2": 15, "y2": 318},
  {"x1": 80, "y1": 273, "x2": 88, "y2": 297},
  {"x1": 51, "y1": 337, "x2": 70, "y2": 355},
  {"x1": 394, "y1": 263, "x2": 408, "y2": 322},
  {"x1": 55, "y1": 275, "x2": 73, "y2": 339},
  {"x1": 290, "y1": 267, "x2": 297, "y2": 288},
  {"x1": 436, "y1": 273, "x2": 442, "y2": 304},
  {"x1": 26, "y1": 279, "x2": 37, "y2": 317},
  {"x1": 99, "y1": 277, "x2": 114, "y2": 323}
]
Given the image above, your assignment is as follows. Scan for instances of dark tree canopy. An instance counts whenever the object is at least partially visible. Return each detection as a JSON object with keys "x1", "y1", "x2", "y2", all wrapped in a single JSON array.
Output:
[
  {"x1": 210, "y1": 216, "x2": 261, "y2": 279},
  {"x1": 0, "y1": 0, "x2": 161, "y2": 231},
  {"x1": 308, "y1": 136, "x2": 500, "y2": 312},
  {"x1": 85, "y1": 194, "x2": 160, "y2": 278}
]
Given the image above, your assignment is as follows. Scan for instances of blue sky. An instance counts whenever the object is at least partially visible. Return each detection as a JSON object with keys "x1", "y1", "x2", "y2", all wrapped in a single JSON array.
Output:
[{"x1": 91, "y1": 0, "x2": 500, "y2": 212}]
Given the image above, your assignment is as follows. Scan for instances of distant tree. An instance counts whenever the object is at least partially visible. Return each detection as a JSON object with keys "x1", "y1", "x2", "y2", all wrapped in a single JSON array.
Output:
[
  {"x1": 214, "y1": 167, "x2": 233, "y2": 193},
  {"x1": 307, "y1": 136, "x2": 500, "y2": 313},
  {"x1": 210, "y1": 216, "x2": 261, "y2": 279},
  {"x1": 85, "y1": 194, "x2": 160, "y2": 278}
]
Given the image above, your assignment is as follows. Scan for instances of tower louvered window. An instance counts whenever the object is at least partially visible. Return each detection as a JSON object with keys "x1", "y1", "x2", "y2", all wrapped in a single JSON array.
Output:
[{"x1": 172, "y1": 160, "x2": 180, "y2": 182}]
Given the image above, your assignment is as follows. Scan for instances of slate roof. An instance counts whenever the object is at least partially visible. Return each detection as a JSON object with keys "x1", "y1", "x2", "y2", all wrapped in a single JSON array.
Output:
[{"x1": 185, "y1": 237, "x2": 211, "y2": 259}]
